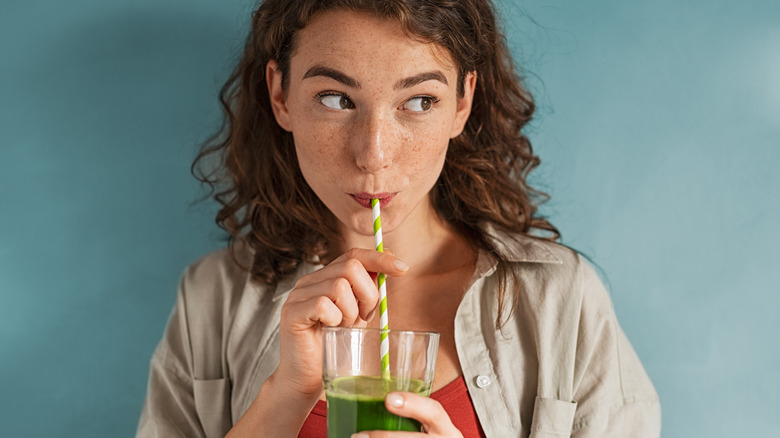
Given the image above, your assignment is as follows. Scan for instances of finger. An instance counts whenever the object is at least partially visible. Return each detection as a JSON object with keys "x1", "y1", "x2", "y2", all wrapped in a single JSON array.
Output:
[
  {"x1": 346, "y1": 247, "x2": 407, "y2": 271},
  {"x1": 290, "y1": 260, "x2": 374, "y2": 321},
  {"x1": 328, "y1": 248, "x2": 410, "y2": 280},
  {"x1": 286, "y1": 278, "x2": 363, "y2": 326},
  {"x1": 334, "y1": 257, "x2": 382, "y2": 320},
  {"x1": 295, "y1": 248, "x2": 409, "y2": 294},
  {"x1": 289, "y1": 269, "x2": 372, "y2": 322},
  {"x1": 367, "y1": 249, "x2": 395, "y2": 281},
  {"x1": 384, "y1": 392, "x2": 462, "y2": 437},
  {"x1": 334, "y1": 250, "x2": 408, "y2": 320},
  {"x1": 328, "y1": 277, "x2": 361, "y2": 326},
  {"x1": 281, "y1": 294, "x2": 343, "y2": 330},
  {"x1": 294, "y1": 250, "x2": 407, "y2": 320}
]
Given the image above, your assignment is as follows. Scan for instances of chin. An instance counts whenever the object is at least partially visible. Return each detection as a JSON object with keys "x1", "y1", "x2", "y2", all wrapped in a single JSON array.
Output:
[{"x1": 335, "y1": 213, "x2": 376, "y2": 242}]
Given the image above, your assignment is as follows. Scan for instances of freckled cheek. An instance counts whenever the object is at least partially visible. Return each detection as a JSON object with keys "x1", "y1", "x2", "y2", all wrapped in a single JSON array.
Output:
[
  {"x1": 403, "y1": 121, "x2": 451, "y2": 168},
  {"x1": 294, "y1": 125, "x2": 349, "y2": 182},
  {"x1": 297, "y1": 119, "x2": 344, "y2": 154},
  {"x1": 289, "y1": 102, "x2": 347, "y2": 152}
]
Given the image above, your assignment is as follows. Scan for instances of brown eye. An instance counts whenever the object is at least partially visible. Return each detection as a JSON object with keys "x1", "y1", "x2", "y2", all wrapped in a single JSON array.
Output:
[
  {"x1": 339, "y1": 95, "x2": 355, "y2": 109},
  {"x1": 403, "y1": 96, "x2": 437, "y2": 112},
  {"x1": 319, "y1": 93, "x2": 355, "y2": 110}
]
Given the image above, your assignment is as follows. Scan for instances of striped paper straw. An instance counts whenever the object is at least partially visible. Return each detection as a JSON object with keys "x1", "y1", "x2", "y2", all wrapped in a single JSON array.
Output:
[{"x1": 371, "y1": 198, "x2": 390, "y2": 379}]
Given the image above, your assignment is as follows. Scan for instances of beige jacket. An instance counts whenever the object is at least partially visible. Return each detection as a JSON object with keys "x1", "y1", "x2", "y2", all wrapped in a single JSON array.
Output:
[{"x1": 137, "y1": 232, "x2": 660, "y2": 437}]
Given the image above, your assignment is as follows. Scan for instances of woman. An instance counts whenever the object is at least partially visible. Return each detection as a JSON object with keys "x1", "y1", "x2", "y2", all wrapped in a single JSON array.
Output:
[{"x1": 137, "y1": 0, "x2": 660, "y2": 437}]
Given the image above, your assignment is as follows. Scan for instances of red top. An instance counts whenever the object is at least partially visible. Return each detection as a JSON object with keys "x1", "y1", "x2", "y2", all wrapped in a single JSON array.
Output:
[{"x1": 298, "y1": 375, "x2": 486, "y2": 437}]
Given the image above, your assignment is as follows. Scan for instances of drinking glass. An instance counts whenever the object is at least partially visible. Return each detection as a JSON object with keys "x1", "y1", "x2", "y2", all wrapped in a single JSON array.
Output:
[{"x1": 322, "y1": 327, "x2": 440, "y2": 437}]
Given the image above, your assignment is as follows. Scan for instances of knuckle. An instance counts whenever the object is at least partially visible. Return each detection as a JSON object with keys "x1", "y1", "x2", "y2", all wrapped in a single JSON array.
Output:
[
  {"x1": 342, "y1": 302, "x2": 359, "y2": 319},
  {"x1": 365, "y1": 289, "x2": 379, "y2": 306},
  {"x1": 345, "y1": 247, "x2": 362, "y2": 260},
  {"x1": 343, "y1": 257, "x2": 364, "y2": 276},
  {"x1": 333, "y1": 277, "x2": 352, "y2": 295},
  {"x1": 286, "y1": 289, "x2": 302, "y2": 303},
  {"x1": 293, "y1": 276, "x2": 307, "y2": 289},
  {"x1": 332, "y1": 279, "x2": 358, "y2": 314},
  {"x1": 314, "y1": 295, "x2": 333, "y2": 313}
]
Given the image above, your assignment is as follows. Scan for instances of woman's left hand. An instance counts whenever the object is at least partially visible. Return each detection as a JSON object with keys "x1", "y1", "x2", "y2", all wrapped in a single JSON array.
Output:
[{"x1": 352, "y1": 392, "x2": 463, "y2": 437}]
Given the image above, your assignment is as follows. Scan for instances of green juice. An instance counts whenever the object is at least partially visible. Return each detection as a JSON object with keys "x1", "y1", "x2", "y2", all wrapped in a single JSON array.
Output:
[{"x1": 326, "y1": 376, "x2": 429, "y2": 437}]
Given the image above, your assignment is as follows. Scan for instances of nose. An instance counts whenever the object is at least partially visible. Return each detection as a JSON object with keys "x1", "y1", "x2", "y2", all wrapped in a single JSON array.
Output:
[{"x1": 352, "y1": 111, "x2": 395, "y2": 173}]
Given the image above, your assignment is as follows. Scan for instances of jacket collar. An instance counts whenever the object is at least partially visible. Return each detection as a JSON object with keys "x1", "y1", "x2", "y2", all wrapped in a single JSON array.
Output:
[{"x1": 481, "y1": 223, "x2": 563, "y2": 264}]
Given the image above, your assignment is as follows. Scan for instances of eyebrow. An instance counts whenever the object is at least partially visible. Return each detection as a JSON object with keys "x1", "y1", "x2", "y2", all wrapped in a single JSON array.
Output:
[
  {"x1": 302, "y1": 66, "x2": 361, "y2": 88},
  {"x1": 394, "y1": 71, "x2": 448, "y2": 89},
  {"x1": 301, "y1": 65, "x2": 448, "y2": 90}
]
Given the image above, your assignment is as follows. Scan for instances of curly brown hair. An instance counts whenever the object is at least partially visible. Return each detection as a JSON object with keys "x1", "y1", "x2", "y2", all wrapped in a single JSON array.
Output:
[{"x1": 193, "y1": 0, "x2": 559, "y2": 321}]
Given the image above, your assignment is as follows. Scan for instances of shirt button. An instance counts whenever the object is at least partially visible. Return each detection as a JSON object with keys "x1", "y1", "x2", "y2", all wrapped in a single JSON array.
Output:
[{"x1": 476, "y1": 375, "x2": 491, "y2": 389}]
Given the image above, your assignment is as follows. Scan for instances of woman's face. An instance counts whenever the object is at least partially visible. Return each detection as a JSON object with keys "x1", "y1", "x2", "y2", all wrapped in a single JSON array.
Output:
[{"x1": 267, "y1": 10, "x2": 475, "y2": 244}]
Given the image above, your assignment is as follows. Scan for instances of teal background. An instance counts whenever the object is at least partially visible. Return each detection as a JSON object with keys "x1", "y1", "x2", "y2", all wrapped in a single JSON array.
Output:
[{"x1": 1, "y1": 0, "x2": 777, "y2": 436}]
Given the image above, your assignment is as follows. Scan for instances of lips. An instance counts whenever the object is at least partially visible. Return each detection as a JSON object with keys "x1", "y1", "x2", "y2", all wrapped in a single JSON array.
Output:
[{"x1": 351, "y1": 192, "x2": 396, "y2": 208}]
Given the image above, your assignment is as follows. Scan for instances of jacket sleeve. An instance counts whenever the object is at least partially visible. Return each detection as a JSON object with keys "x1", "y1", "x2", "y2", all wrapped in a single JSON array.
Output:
[
  {"x1": 570, "y1": 258, "x2": 661, "y2": 438},
  {"x1": 136, "y1": 273, "x2": 205, "y2": 438}
]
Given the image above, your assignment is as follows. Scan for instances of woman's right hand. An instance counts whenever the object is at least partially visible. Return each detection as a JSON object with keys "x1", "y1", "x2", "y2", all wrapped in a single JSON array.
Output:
[
  {"x1": 227, "y1": 249, "x2": 409, "y2": 437},
  {"x1": 273, "y1": 248, "x2": 410, "y2": 400}
]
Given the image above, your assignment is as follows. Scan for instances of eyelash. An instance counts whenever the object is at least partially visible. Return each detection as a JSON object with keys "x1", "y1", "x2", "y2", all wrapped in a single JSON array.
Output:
[
  {"x1": 314, "y1": 91, "x2": 353, "y2": 108},
  {"x1": 314, "y1": 92, "x2": 440, "y2": 112},
  {"x1": 406, "y1": 95, "x2": 440, "y2": 111},
  {"x1": 315, "y1": 91, "x2": 349, "y2": 101}
]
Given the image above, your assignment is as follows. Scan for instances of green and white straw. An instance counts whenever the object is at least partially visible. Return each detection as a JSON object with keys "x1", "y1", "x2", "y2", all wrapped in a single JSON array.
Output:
[{"x1": 371, "y1": 198, "x2": 390, "y2": 379}]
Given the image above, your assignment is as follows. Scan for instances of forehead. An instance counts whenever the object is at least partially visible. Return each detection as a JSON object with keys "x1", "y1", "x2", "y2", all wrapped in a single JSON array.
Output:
[{"x1": 289, "y1": 9, "x2": 456, "y2": 80}]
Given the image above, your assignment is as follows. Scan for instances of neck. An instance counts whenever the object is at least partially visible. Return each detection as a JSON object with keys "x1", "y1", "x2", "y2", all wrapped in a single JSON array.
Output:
[{"x1": 336, "y1": 200, "x2": 474, "y2": 277}]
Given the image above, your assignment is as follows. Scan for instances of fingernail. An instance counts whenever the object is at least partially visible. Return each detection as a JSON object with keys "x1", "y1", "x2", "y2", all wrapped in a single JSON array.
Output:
[
  {"x1": 386, "y1": 393, "x2": 404, "y2": 408},
  {"x1": 366, "y1": 308, "x2": 376, "y2": 321},
  {"x1": 393, "y1": 259, "x2": 409, "y2": 271},
  {"x1": 351, "y1": 434, "x2": 369, "y2": 438}
]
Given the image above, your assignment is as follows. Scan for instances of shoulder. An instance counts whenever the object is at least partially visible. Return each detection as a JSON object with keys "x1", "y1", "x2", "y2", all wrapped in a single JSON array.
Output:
[
  {"x1": 482, "y1": 224, "x2": 581, "y2": 271},
  {"x1": 181, "y1": 247, "x2": 247, "y2": 290},
  {"x1": 483, "y1": 232, "x2": 614, "y2": 328},
  {"x1": 176, "y1": 245, "x2": 268, "y2": 322},
  {"x1": 519, "y1": 238, "x2": 603, "y2": 298},
  {"x1": 489, "y1": 231, "x2": 595, "y2": 295}
]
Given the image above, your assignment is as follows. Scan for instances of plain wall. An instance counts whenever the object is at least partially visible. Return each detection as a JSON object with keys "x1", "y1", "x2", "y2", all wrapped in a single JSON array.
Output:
[{"x1": 1, "y1": 0, "x2": 778, "y2": 436}]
